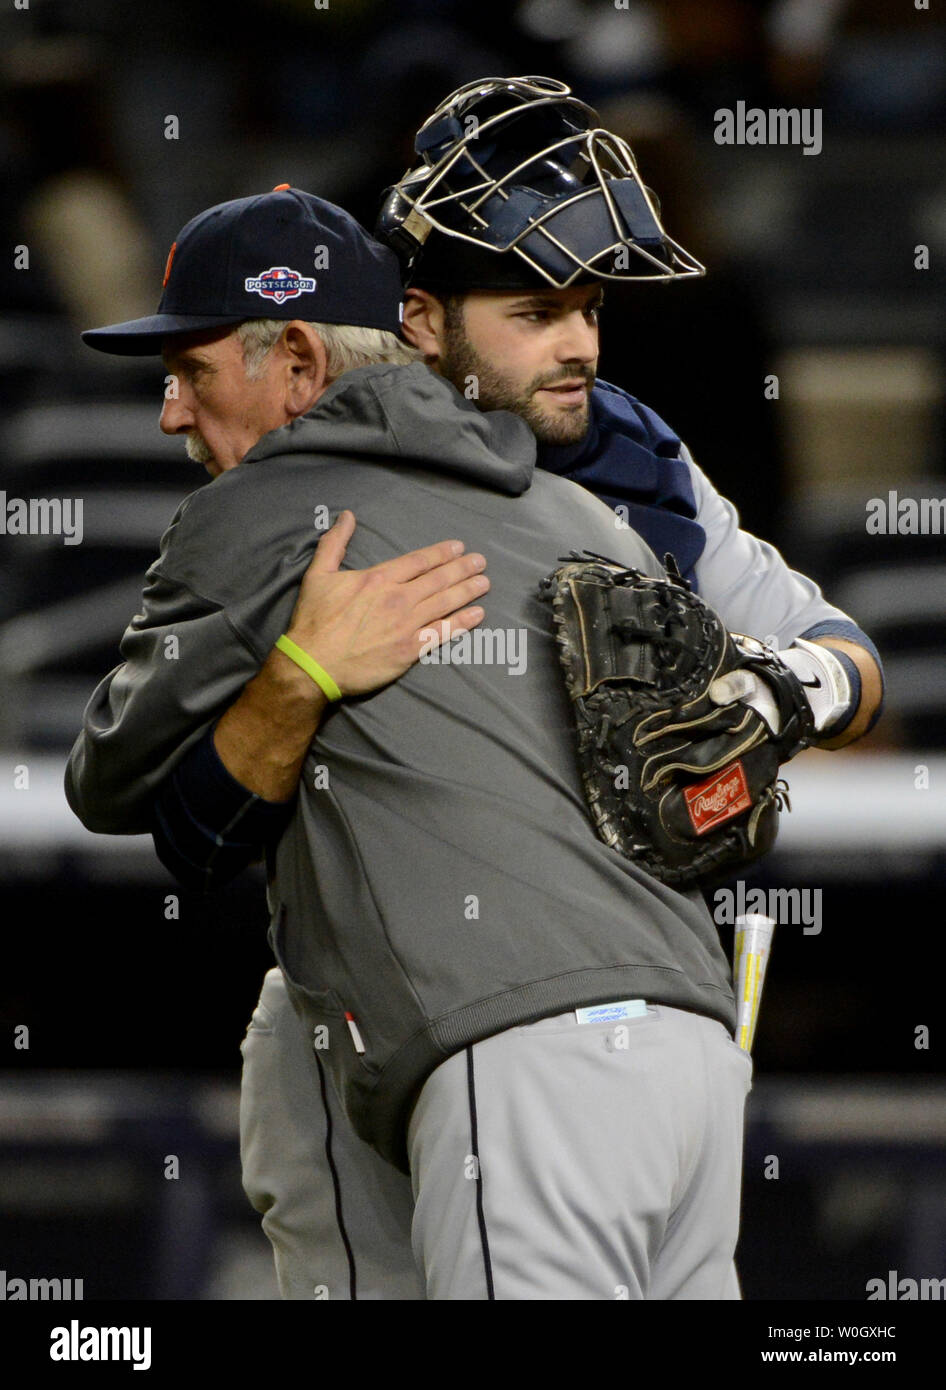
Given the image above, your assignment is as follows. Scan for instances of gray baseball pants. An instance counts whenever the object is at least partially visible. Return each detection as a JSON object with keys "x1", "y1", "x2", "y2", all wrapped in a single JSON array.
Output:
[
  {"x1": 239, "y1": 967, "x2": 424, "y2": 1300},
  {"x1": 408, "y1": 1003, "x2": 751, "y2": 1299},
  {"x1": 241, "y1": 970, "x2": 751, "y2": 1300}
]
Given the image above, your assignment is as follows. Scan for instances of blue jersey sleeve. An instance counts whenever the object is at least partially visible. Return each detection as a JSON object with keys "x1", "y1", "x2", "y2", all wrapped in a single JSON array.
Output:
[{"x1": 150, "y1": 723, "x2": 295, "y2": 891}]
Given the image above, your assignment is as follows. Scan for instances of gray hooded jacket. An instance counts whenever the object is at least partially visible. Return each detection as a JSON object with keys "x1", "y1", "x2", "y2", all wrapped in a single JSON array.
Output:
[{"x1": 67, "y1": 363, "x2": 744, "y2": 1170}]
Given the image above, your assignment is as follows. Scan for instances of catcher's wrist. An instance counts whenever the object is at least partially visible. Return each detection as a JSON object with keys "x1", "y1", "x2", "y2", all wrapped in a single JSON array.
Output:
[
  {"x1": 781, "y1": 638, "x2": 860, "y2": 737},
  {"x1": 274, "y1": 635, "x2": 343, "y2": 702}
]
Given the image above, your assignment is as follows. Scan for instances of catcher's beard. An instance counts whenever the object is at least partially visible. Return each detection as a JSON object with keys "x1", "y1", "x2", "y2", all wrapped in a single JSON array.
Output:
[{"x1": 439, "y1": 314, "x2": 593, "y2": 446}]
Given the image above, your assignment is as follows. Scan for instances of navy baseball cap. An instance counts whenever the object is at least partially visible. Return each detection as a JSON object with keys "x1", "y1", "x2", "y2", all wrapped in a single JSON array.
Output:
[{"x1": 82, "y1": 186, "x2": 405, "y2": 355}]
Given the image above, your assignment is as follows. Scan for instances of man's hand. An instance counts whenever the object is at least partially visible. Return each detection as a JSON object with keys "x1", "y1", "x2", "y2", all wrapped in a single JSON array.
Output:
[
  {"x1": 213, "y1": 512, "x2": 489, "y2": 800},
  {"x1": 281, "y1": 509, "x2": 489, "y2": 698}
]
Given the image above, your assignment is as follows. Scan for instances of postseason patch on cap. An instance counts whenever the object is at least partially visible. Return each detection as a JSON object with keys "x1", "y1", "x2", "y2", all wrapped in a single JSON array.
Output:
[{"x1": 244, "y1": 266, "x2": 317, "y2": 303}]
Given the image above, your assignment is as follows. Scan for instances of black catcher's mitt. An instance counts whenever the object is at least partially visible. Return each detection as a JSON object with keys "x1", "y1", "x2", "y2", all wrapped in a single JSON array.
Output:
[{"x1": 539, "y1": 552, "x2": 817, "y2": 888}]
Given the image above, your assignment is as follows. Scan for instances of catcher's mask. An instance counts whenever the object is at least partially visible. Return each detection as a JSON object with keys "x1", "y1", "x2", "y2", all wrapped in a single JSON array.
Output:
[{"x1": 376, "y1": 75, "x2": 705, "y2": 290}]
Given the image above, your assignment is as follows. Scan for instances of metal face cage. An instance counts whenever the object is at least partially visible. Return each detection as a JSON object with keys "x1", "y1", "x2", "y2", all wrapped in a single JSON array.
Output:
[{"x1": 391, "y1": 76, "x2": 706, "y2": 288}]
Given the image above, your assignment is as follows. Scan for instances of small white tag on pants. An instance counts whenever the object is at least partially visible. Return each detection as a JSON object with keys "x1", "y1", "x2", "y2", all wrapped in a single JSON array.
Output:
[{"x1": 575, "y1": 998, "x2": 648, "y2": 1025}]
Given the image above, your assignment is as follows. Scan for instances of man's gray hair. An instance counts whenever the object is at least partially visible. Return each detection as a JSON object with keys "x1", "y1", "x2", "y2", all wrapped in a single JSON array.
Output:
[{"x1": 238, "y1": 318, "x2": 419, "y2": 382}]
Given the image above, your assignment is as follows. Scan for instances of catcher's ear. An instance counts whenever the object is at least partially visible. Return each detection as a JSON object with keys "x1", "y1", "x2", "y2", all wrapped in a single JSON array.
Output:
[{"x1": 401, "y1": 289, "x2": 447, "y2": 362}]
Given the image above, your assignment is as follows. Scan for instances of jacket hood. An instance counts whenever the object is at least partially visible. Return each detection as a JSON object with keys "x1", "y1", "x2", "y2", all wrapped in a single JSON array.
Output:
[{"x1": 243, "y1": 361, "x2": 538, "y2": 496}]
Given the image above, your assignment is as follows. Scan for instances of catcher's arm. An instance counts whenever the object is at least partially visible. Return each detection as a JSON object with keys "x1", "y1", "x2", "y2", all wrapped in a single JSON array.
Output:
[
  {"x1": 682, "y1": 446, "x2": 884, "y2": 745},
  {"x1": 709, "y1": 632, "x2": 883, "y2": 751},
  {"x1": 804, "y1": 636, "x2": 883, "y2": 747},
  {"x1": 540, "y1": 550, "x2": 884, "y2": 889},
  {"x1": 212, "y1": 511, "x2": 489, "y2": 798},
  {"x1": 539, "y1": 552, "x2": 820, "y2": 888},
  {"x1": 151, "y1": 514, "x2": 489, "y2": 888}
]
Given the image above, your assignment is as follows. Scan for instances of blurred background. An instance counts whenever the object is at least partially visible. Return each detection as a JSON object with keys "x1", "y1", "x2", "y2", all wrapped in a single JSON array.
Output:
[{"x1": 0, "y1": 0, "x2": 944, "y2": 1300}]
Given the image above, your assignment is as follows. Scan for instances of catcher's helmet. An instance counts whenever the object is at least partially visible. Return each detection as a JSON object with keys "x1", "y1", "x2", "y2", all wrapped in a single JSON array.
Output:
[{"x1": 376, "y1": 75, "x2": 705, "y2": 290}]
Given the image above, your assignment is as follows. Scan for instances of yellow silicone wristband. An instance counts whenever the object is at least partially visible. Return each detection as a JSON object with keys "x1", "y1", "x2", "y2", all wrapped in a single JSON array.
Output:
[{"x1": 275, "y1": 635, "x2": 343, "y2": 701}]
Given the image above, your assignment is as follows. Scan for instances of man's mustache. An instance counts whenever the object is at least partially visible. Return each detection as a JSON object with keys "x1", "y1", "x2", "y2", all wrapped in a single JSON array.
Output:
[
  {"x1": 532, "y1": 367, "x2": 595, "y2": 391},
  {"x1": 185, "y1": 430, "x2": 214, "y2": 465}
]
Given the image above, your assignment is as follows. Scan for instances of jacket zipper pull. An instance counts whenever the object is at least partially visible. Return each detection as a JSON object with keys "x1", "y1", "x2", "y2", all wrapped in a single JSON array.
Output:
[{"x1": 345, "y1": 1011, "x2": 365, "y2": 1055}]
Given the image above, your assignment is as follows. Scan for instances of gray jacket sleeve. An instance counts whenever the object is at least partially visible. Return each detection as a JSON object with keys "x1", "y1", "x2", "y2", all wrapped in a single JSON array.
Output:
[
  {"x1": 686, "y1": 444, "x2": 859, "y2": 647},
  {"x1": 64, "y1": 491, "x2": 305, "y2": 835}
]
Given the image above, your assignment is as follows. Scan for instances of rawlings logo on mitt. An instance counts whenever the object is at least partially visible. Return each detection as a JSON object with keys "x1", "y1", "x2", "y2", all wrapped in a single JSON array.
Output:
[{"x1": 539, "y1": 551, "x2": 816, "y2": 888}]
